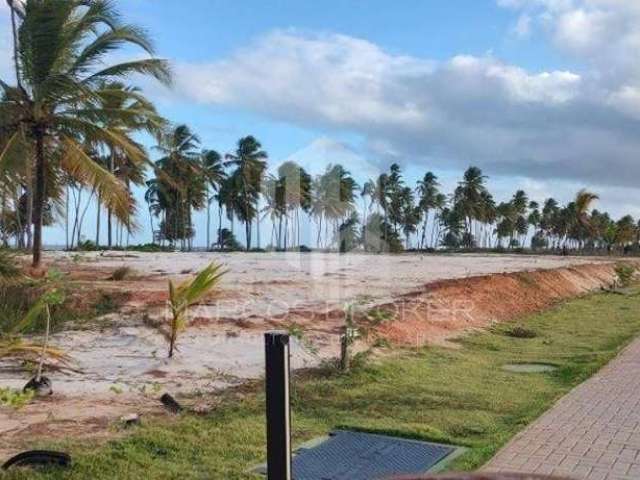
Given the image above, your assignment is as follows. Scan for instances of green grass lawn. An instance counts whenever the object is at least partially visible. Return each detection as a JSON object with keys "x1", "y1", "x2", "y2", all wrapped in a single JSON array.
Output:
[{"x1": 5, "y1": 289, "x2": 640, "y2": 479}]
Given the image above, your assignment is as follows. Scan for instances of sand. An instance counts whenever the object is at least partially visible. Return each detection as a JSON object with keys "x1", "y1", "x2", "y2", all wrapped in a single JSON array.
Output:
[{"x1": 0, "y1": 251, "x2": 617, "y2": 455}]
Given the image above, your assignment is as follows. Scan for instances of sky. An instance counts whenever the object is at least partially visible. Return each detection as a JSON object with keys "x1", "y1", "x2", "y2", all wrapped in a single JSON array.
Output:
[{"x1": 2, "y1": 0, "x2": 640, "y2": 247}]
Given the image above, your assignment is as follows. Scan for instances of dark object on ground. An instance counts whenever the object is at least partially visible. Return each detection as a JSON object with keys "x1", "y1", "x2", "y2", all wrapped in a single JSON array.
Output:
[
  {"x1": 23, "y1": 376, "x2": 52, "y2": 397},
  {"x1": 2, "y1": 450, "x2": 71, "y2": 470},
  {"x1": 292, "y1": 430, "x2": 456, "y2": 480},
  {"x1": 160, "y1": 393, "x2": 183, "y2": 413},
  {"x1": 392, "y1": 474, "x2": 569, "y2": 479},
  {"x1": 505, "y1": 325, "x2": 537, "y2": 339}
]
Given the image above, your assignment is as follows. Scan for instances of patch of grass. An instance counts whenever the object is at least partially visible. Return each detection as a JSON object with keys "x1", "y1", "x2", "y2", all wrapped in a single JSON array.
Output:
[
  {"x1": 6, "y1": 289, "x2": 640, "y2": 479},
  {"x1": 0, "y1": 387, "x2": 34, "y2": 409},
  {"x1": 364, "y1": 307, "x2": 394, "y2": 325},
  {"x1": 504, "y1": 324, "x2": 538, "y2": 339},
  {"x1": 109, "y1": 266, "x2": 134, "y2": 281},
  {"x1": 94, "y1": 293, "x2": 119, "y2": 317}
]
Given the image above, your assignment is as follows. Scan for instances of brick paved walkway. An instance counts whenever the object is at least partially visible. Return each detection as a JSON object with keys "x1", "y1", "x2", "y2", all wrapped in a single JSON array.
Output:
[{"x1": 484, "y1": 337, "x2": 640, "y2": 479}]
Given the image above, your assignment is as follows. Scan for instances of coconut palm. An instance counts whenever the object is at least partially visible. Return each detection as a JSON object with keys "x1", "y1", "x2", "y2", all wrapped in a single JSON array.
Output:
[
  {"x1": 276, "y1": 161, "x2": 311, "y2": 249},
  {"x1": 225, "y1": 136, "x2": 268, "y2": 251},
  {"x1": 361, "y1": 179, "x2": 376, "y2": 246},
  {"x1": 310, "y1": 164, "x2": 357, "y2": 249},
  {"x1": 0, "y1": 0, "x2": 170, "y2": 266},
  {"x1": 454, "y1": 166, "x2": 488, "y2": 245},
  {"x1": 201, "y1": 150, "x2": 225, "y2": 250},
  {"x1": 416, "y1": 172, "x2": 440, "y2": 249},
  {"x1": 151, "y1": 125, "x2": 206, "y2": 250}
]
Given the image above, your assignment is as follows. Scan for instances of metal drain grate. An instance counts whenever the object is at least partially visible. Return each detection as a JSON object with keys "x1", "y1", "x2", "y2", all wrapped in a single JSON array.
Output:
[{"x1": 291, "y1": 431, "x2": 456, "y2": 480}]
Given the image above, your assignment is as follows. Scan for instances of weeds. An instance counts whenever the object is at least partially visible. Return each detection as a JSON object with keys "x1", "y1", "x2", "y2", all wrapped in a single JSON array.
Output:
[
  {"x1": 505, "y1": 324, "x2": 538, "y2": 339},
  {"x1": 0, "y1": 387, "x2": 34, "y2": 409},
  {"x1": 286, "y1": 323, "x2": 319, "y2": 355},
  {"x1": 0, "y1": 249, "x2": 21, "y2": 284},
  {"x1": 615, "y1": 263, "x2": 636, "y2": 287},
  {"x1": 95, "y1": 293, "x2": 119, "y2": 316},
  {"x1": 109, "y1": 266, "x2": 134, "y2": 281}
]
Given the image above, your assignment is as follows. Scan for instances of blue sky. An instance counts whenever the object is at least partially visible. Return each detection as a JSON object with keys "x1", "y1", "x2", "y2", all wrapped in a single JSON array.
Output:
[{"x1": 2, "y1": 0, "x2": 640, "y2": 247}]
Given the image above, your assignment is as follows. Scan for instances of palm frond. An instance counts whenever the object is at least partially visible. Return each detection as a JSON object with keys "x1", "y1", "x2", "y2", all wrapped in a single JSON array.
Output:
[
  {"x1": 85, "y1": 59, "x2": 172, "y2": 86},
  {"x1": 60, "y1": 136, "x2": 136, "y2": 229}
]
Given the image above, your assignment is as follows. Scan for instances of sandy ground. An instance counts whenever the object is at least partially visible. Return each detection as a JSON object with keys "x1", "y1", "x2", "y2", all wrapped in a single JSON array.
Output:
[{"x1": 0, "y1": 251, "x2": 617, "y2": 456}]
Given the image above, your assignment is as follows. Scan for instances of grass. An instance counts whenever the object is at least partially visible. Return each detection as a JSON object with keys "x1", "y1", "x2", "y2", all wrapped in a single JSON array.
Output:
[{"x1": 5, "y1": 289, "x2": 640, "y2": 479}]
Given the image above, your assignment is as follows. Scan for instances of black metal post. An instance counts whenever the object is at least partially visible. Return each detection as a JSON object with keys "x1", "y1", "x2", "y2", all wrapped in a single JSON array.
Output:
[{"x1": 265, "y1": 331, "x2": 292, "y2": 480}]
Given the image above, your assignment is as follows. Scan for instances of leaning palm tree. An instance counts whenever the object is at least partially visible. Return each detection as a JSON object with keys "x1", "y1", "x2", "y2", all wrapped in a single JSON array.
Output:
[
  {"x1": 0, "y1": 0, "x2": 171, "y2": 267},
  {"x1": 224, "y1": 136, "x2": 268, "y2": 251},
  {"x1": 572, "y1": 189, "x2": 599, "y2": 249}
]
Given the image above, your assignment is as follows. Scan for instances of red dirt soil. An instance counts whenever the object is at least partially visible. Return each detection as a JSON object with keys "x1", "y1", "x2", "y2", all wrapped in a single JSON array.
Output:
[{"x1": 375, "y1": 262, "x2": 624, "y2": 346}]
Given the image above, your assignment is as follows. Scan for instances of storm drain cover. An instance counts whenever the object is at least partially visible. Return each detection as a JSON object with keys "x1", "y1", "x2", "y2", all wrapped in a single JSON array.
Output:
[{"x1": 291, "y1": 431, "x2": 456, "y2": 480}]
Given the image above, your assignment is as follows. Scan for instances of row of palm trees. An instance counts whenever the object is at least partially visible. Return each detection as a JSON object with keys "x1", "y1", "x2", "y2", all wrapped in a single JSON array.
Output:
[
  {"x1": 141, "y1": 132, "x2": 639, "y2": 255},
  {"x1": 1, "y1": 1, "x2": 637, "y2": 264}
]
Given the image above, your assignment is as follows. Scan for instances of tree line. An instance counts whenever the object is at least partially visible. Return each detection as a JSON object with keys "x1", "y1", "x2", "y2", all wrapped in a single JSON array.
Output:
[
  {"x1": 143, "y1": 136, "x2": 640, "y2": 256},
  {"x1": 1, "y1": 1, "x2": 638, "y2": 267}
]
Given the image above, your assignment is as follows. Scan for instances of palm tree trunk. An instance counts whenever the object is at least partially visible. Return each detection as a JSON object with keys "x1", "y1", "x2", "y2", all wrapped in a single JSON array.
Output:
[
  {"x1": 0, "y1": 193, "x2": 7, "y2": 247},
  {"x1": 65, "y1": 184, "x2": 69, "y2": 250},
  {"x1": 107, "y1": 153, "x2": 114, "y2": 248},
  {"x1": 284, "y1": 216, "x2": 288, "y2": 250},
  {"x1": 77, "y1": 188, "x2": 96, "y2": 247},
  {"x1": 217, "y1": 201, "x2": 223, "y2": 248},
  {"x1": 96, "y1": 192, "x2": 101, "y2": 247},
  {"x1": 257, "y1": 214, "x2": 261, "y2": 249},
  {"x1": 206, "y1": 187, "x2": 211, "y2": 250},
  {"x1": 148, "y1": 207, "x2": 154, "y2": 244},
  {"x1": 32, "y1": 127, "x2": 46, "y2": 268},
  {"x1": 245, "y1": 220, "x2": 251, "y2": 251},
  {"x1": 25, "y1": 181, "x2": 33, "y2": 249}
]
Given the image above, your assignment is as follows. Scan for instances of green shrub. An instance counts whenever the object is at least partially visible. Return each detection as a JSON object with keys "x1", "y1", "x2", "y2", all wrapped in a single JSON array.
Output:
[
  {"x1": 0, "y1": 249, "x2": 21, "y2": 284},
  {"x1": 0, "y1": 387, "x2": 34, "y2": 409},
  {"x1": 505, "y1": 324, "x2": 537, "y2": 339},
  {"x1": 615, "y1": 263, "x2": 636, "y2": 287},
  {"x1": 109, "y1": 266, "x2": 134, "y2": 281}
]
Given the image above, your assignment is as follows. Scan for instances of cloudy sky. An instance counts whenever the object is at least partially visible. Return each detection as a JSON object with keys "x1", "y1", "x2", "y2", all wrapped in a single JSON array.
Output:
[{"x1": 2, "y1": 0, "x2": 640, "y2": 246}]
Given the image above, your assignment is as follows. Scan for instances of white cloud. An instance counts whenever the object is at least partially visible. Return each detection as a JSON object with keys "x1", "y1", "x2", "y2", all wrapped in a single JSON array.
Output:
[
  {"x1": 177, "y1": 31, "x2": 433, "y2": 131},
  {"x1": 171, "y1": 29, "x2": 640, "y2": 190}
]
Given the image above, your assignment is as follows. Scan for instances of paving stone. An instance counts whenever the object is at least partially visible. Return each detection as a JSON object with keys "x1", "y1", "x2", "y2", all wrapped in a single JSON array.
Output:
[{"x1": 484, "y1": 338, "x2": 640, "y2": 479}]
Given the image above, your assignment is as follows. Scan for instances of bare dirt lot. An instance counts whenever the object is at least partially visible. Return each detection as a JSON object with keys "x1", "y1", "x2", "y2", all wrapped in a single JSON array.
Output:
[{"x1": 0, "y1": 251, "x2": 623, "y2": 456}]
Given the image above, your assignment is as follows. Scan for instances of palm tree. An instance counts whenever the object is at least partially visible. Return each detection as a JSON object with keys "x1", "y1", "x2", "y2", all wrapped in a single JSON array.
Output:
[
  {"x1": 416, "y1": 172, "x2": 440, "y2": 249},
  {"x1": 310, "y1": 164, "x2": 357, "y2": 249},
  {"x1": 151, "y1": 125, "x2": 206, "y2": 250},
  {"x1": 361, "y1": 180, "x2": 376, "y2": 247},
  {"x1": 454, "y1": 166, "x2": 488, "y2": 245},
  {"x1": 96, "y1": 82, "x2": 161, "y2": 248},
  {"x1": 572, "y1": 189, "x2": 599, "y2": 249},
  {"x1": 225, "y1": 136, "x2": 268, "y2": 251},
  {"x1": 399, "y1": 186, "x2": 421, "y2": 249},
  {"x1": 261, "y1": 174, "x2": 286, "y2": 249},
  {"x1": 276, "y1": 161, "x2": 310, "y2": 249},
  {"x1": 201, "y1": 150, "x2": 225, "y2": 250},
  {"x1": 0, "y1": 0, "x2": 170, "y2": 267}
]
